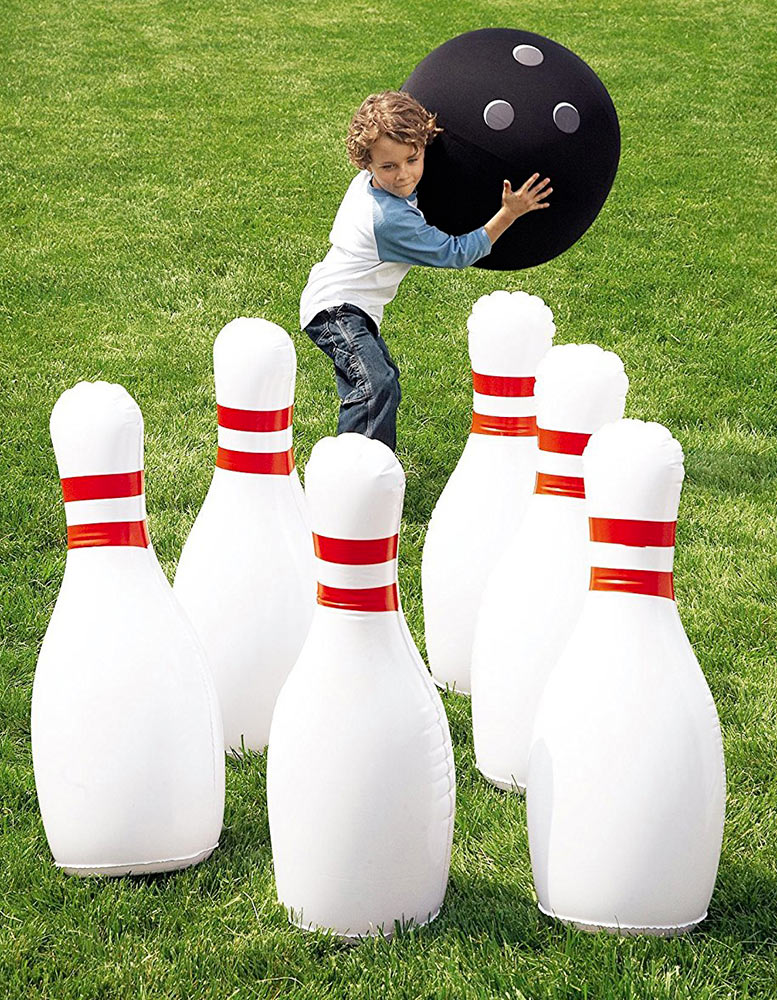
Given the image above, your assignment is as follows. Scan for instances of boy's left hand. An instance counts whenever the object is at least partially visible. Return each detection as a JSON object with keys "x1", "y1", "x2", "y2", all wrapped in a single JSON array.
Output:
[{"x1": 502, "y1": 174, "x2": 552, "y2": 218}]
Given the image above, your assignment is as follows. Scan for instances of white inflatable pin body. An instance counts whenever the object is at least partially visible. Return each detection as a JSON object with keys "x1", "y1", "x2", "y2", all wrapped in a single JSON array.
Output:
[
  {"x1": 422, "y1": 291, "x2": 555, "y2": 694},
  {"x1": 471, "y1": 345, "x2": 628, "y2": 790},
  {"x1": 267, "y1": 433, "x2": 455, "y2": 938},
  {"x1": 31, "y1": 381, "x2": 225, "y2": 876},
  {"x1": 527, "y1": 420, "x2": 726, "y2": 934},
  {"x1": 174, "y1": 318, "x2": 315, "y2": 753}
]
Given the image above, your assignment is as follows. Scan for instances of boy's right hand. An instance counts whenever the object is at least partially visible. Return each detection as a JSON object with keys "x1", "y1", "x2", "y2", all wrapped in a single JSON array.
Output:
[
  {"x1": 502, "y1": 174, "x2": 552, "y2": 218},
  {"x1": 483, "y1": 173, "x2": 552, "y2": 246}
]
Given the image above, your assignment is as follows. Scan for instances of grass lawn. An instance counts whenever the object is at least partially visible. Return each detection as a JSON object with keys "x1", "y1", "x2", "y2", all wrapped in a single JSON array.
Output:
[{"x1": 2, "y1": 0, "x2": 776, "y2": 996}]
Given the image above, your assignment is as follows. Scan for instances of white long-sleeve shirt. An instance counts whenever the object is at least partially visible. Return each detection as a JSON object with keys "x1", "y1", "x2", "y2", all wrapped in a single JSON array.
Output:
[{"x1": 300, "y1": 170, "x2": 492, "y2": 331}]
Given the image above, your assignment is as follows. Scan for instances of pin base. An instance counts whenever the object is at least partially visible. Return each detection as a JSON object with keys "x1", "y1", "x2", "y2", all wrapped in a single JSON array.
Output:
[
  {"x1": 538, "y1": 902, "x2": 706, "y2": 937},
  {"x1": 58, "y1": 844, "x2": 218, "y2": 878},
  {"x1": 477, "y1": 769, "x2": 526, "y2": 794},
  {"x1": 286, "y1": 904, "x2": 443, "y2": 942}
]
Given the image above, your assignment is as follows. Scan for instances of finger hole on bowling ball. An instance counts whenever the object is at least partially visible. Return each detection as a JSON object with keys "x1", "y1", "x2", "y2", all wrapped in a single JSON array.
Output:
[
  {"x1": 513, "y1": 43, "x2": 544, "y2": 66},
  {"x1": 553, "y1": 102, "x2": 580, "y2": 134},
  {"x1": 483, "y1": 99, "x2": 515, "y2": 131}
]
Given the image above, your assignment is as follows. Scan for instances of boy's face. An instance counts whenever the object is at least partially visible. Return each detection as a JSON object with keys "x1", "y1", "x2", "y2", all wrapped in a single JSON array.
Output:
[{"x1": 368, "y1": 135, "x2": 425, "y2": 198}]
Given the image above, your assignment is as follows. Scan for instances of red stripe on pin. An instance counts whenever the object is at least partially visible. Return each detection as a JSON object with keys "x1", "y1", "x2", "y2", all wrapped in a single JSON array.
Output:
[
  {"x1": 590, "y1": 566, "x2": 675, "y2": 600},
  {"x1": 471, "y1": 413, "x2": 537, "y2": 437},
  {"x1": 313, "y1": 534, "x2": 398, "y2": 564},
  {"x1": 472, "y1": 372, "x2": 535, "y2": 397},
  {"x1": 537, "y1": 428, "x2": 591, "y2": 456},
  {"x1": 534, "y1": 472, "x2": 586, "y2": 499},
  {"x1": 589, "y1": 518, "x2": 677, "y2": 547},
  {"x1": 67, "y1": 520, "x2": 150, "y2": 549},
  {"x1": 217, "y1": 404, "x2": 293, "y2": 432},
  {"x1": 61, "y1": 471, "x2": 144, "y2": 503},
  {"x1": 317, "y1": 582, "x2": 399, "y2": 612},
  {"x1": 216, "y1": 447, "x2": 295, "y2": 475}
]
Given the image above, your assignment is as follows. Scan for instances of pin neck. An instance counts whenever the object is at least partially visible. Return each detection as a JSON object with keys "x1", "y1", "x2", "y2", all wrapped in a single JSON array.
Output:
[
  {"x1": 470, "y1": 370, "x2": 537, "y2": 438},
  {"x1": 471, "y1": 413, "x2": 536, "y2": 436},
  {"x1": 534, "y1": 472, "x2": 585, "y2": 499},
  {"x1": 216, "y1": 448, "x2": 295, "y2": 475},
  {"x1": 217, "y1": 404, "x2": 293, "y2": 432},
  {"x1": 317, "y1": 584, "x2": 399, "y2": 612},
  {"x1": 588, "y1": 516, "x2": 677, "y2": 600},
  {"x1": 313, "y1": 532, "x2": 399, "y2": 612},
  {"x1": 472, "y1": 372, "x2": 535, "y2": 396},
  {"x1": 589, "y1": 517, "x2": 676, "y2": 546},
  {"x1": 216, "y1": 403, "x2": 295, "y2": 475},
  {"x1": 61, "y1": 470, "x2": 144, "y2": 501},
  {"x1": 534, "y1": 425, "x2": 591, "y2": 499},
  {"x1": 60, "y1": 470, "x2": 150, "y2": 550},
  {"x1": 537, "y1": 428, "x2": 590, "y2": 456},
  {"x1": 67, "y1": 521, "x2": 150, "y2": 549}
]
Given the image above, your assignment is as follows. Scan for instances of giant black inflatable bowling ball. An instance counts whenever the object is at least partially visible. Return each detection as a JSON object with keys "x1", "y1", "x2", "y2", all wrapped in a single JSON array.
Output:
[{"x1": 402, "y1": 29, "x2": 620, "y2": 270}]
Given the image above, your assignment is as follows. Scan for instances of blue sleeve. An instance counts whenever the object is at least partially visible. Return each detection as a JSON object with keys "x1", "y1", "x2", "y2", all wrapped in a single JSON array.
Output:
[{"x1": 373, "y1": 197, "x2": 492, "y2": 269}]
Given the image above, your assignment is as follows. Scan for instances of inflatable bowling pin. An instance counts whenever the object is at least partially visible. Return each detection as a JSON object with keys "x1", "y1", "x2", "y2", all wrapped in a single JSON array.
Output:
[
  {"x1": 31, "y1": 381, "x2": 225, "y2": 876},
  {"x1": 471, "y1": 344, "x2": 628, "y2": 790},
  {"x1": 423, "y1": 291, "x2": 555, "y2": 694},
  {"x1": 174, "y1": 318, "x2": 315, "y2": 753},
  {"x1": 267, "y1": 433, "x2": 455, "y2": 938},
  {"x1": 527, "y1": 419, "x2": 726, "y2": 933}
]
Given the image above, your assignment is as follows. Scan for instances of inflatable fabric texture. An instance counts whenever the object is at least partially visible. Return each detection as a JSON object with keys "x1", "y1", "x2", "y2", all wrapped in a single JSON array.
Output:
[
  {"x1": 174, "y1": 318, "x2": 315, "y2": 754},
  {"x1": 403, "y1": 28, "x2": 620, "y2": 269},
  {"x1": 423, "y1": 291, "x2": 555, "y2": 694},
  {"x1": 527, "y1": 419, "x2": 726, "y2": 933},
  {"x1": 471, "y1": 343, "x2": 628, "y2": 790},
  {"x1": 267, "y1": 433, "x2": 455, "y2": 938},
  {"x1": 32, "y1": 381, "x2": 225, "y2": 876}
]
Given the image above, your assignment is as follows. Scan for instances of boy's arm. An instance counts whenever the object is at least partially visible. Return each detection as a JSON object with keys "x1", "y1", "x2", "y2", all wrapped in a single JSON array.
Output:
[
  {"x1": 374, "y1": 198, "x2": 492, "y2": 270},
  {"x1": 374, "y1": 174, "x2": 552, "y2": 269}
]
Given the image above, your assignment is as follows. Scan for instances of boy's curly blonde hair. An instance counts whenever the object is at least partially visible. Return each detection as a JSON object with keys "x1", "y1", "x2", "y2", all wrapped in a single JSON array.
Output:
[{"x1": 346, "y1": 91, "x2": 443, "y2": 170}]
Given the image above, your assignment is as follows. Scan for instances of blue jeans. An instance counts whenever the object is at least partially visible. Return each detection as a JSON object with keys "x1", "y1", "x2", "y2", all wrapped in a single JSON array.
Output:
[{"x1": 304, "y1": 304, "x2": 401, "y2": 451}]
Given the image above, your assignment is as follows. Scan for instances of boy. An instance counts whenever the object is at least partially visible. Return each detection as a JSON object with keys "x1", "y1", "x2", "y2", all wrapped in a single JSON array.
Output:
[{"x1": 300, "y1": 90, "x2": 552, "y2": 451}]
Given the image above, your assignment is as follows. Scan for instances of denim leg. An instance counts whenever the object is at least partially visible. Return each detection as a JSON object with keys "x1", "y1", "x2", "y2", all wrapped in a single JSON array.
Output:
[{"x1": 305, "y1": 305, "x2": 401, "y2": 451}]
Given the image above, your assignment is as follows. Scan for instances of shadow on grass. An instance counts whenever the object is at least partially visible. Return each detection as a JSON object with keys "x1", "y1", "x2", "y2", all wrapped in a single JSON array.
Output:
[
  {"x1": 684, "y1": 441, "x2": 777, "y2": 499},
  {"x1": 215, "y1": 746, "x2": 273, "y2": 877},
  {"x1": 435, "y1": 868, "x2": 541, "y2": 948},
  {"x1": 702, "y1": 854, "x2": 777, "y2": 950},
  {"x1": 441, "y1": 856, "x2": 777, "y2": 954}
]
